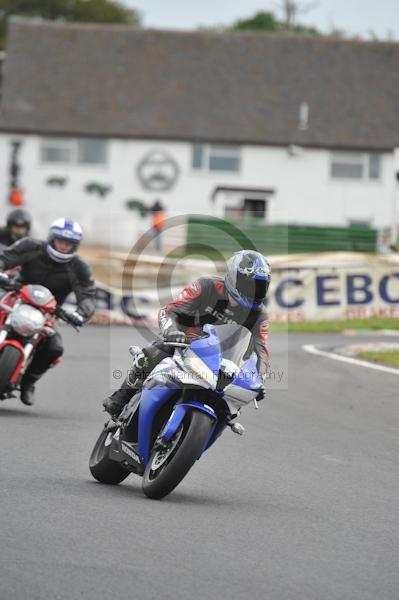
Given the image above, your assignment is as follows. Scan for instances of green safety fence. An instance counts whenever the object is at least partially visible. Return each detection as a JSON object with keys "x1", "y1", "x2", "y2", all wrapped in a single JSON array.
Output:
[{"x1": 186, "y1": 217, "x2": 377, "y2": 255}]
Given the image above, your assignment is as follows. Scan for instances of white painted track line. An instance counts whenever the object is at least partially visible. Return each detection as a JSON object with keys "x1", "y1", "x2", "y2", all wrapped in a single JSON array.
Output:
[{"x1": 302, "y1": 344, "x2": 399, "y2": 376}]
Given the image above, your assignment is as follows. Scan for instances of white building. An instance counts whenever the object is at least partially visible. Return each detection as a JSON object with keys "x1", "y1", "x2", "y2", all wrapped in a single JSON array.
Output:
[{"x1": 0, "y1": 18, "x2": 398, "y2": 248}]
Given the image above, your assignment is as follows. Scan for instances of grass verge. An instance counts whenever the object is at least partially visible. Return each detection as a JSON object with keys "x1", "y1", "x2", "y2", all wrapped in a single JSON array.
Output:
[
  {"x1": 356, "y1": 350, "x2": 399, "y2": 369},
  {"x1": 269, "y1": 318, "x2": 399, "y2": 334}
]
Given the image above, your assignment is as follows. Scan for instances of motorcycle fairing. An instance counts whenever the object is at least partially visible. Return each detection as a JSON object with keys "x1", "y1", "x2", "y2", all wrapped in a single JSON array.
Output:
[
  {"x1": 188, "y1": 325, "x2": 221, "y2": 380},
  {"x1": 108, "y1": 432, "x2": 144, "y2": 476},
  {"x1": 138, "y1": 382, "x2": 179, "y2": 464},
  {"x1": 0, "y1": 291, "x2": 17, "y2": 327},
  {"x1": 20, "y1": 285, "x2": 56, "y2": 311},
  {"x1": 221, "y1": 353, "x2": 260, "y2": 413},
  {"x1": 137, "y1": 323, "x2": 261, "y2": 465},
  {"x1": 232, "y1": 352, "x2": 261, "y2": 389},
  {"x1": 159, "y1": 401, "x2": 217, "y2": 441}
]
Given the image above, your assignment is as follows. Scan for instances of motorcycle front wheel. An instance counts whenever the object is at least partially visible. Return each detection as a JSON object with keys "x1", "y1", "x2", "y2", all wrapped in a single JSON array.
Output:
[
  {"x1": 89, "y1": 427, "x2": 130, "y2": 484},
  {"x1": 0, "y1": 345, "x2": 21, "y2": 396},
  {"x1": 142, "y1": 410, "x2": 214, "y2": 500}
]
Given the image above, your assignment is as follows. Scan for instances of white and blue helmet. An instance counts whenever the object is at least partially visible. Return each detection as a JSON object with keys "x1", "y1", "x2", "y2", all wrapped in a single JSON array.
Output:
[
  {"x1": 225, "y1": 250, "x2": 271, "y2": 308},
  {"x1": 47, "y1": 218, "x2": 83, "y2": 263}
]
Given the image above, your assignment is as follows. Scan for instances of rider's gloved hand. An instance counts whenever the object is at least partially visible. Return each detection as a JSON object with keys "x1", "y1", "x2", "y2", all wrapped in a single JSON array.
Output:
[
  {"x1": 68, "y1": 311, "x2": 85, "y2": 327},
  {"x1": 163, "y1": 329, "x2": 187, "y2": 344},
  {"x1": 256, "y1": 382, "x2": 267, "y2": 402},
  {"x1": 0, "y1": 272, "x2": 10, "y2": 286}
]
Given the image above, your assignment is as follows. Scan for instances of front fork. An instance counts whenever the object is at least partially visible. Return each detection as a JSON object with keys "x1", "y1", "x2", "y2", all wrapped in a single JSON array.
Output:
[
  {"x1": 8, "y1": 341, "x2": 36, "y2": 385},
  {"x1": 0, "y1": 321, "x2": 39, "y2": 385}
]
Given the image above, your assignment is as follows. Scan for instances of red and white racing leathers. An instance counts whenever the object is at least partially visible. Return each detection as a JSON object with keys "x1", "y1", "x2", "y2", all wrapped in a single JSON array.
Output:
[{"x1": 159, "y1": 276, "x2": 269, "y2": 379}]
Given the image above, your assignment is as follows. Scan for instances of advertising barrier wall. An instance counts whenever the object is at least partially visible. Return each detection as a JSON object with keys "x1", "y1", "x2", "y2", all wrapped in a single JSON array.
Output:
[
  {"x1": 265, "y1": 267, "x2": 399, "y2": 321},
  {"x1": 88, "y1": 252, "x2": 399, "y2": 324}
]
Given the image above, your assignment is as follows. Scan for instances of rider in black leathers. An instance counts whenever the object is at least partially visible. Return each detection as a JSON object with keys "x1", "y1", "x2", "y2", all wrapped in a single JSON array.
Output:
[
  {"x1": 103, "y1": 250, "x2": 271, "y2": 417},
  {"x1": 0, "y1": 209, "x2": 32, "y2": 248},
  {"x1": 0, "y1": 219, "x2": 96, "y2": 405}
]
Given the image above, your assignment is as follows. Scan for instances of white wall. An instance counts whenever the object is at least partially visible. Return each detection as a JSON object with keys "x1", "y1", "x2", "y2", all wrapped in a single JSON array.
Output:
[
  {"x1": 0, "y1": 133, "x2": 396, "y2": 248},
  {"x1": 243, "y1": 145, "x2": 396, "y2": 228}
]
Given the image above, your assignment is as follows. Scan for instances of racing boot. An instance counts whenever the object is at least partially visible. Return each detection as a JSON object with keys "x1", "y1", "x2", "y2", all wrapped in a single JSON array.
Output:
[
  {"x1": 20, "y1": 373, "x2": 40, "y2": 406},
  {"x1": 103, "y1": 347, "x2": 147, "y2": 417},
  {"x1": 102, "y1": 379, "x2": 137, "y2": 417}
]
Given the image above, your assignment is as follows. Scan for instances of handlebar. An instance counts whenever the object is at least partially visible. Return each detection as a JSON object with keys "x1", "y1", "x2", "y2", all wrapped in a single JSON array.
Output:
[
  {"x1": 0, "y1": 280, "x2": 21, "y2": 292},
  {"x1": 161, "y1": 332, "x2": 209, "y2": 349},
  {"x1": 162, "y1": 341, "x2": 190, "y2": 348},
  {"x1": 54, "y1": 306, "x2": 82, "y2": 331},
  {"x1": 54, "y1": 306, "x2": 68, "y2": 320}
]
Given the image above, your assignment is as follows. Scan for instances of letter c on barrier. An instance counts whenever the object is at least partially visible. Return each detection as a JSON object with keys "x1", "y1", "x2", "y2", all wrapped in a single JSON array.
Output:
[
  {"x1": 275, "y1": 278, "x2": 304, "y2": 309},
  {"x1": 379, "y1": 273, "x2": 399, "y2": 304},
  {"x1": 121, "y1": 296, "x2": 147, "y2": 320},
  {"x1": 95, "y1": 287, "x2": 114, "y2": 311}
]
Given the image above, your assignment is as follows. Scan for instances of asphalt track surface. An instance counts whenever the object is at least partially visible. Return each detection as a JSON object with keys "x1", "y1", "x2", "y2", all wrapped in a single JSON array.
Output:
[{"x1": 1, "y1": 326, "x2": 398, "y2": 600}]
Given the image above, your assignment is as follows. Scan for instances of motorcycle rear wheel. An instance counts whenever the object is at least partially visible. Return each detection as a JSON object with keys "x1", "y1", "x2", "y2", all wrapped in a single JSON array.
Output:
[
  {"x1": 89, "y1": 427, "x2": 130, "y2": 484},
  {"x1": 0, "y1": 345, "x2": 21, "y2": 397},
  {"x1": 142, "y1": 410, "x2": 214, "y2": 500}
]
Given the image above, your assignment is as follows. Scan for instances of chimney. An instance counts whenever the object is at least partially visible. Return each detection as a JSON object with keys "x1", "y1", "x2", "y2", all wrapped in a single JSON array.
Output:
[{"x1": 298, "y1": 102, "x2": 309, "y2": 130}]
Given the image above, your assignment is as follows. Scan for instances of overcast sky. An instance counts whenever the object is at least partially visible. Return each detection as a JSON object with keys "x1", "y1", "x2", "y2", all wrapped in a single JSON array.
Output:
[{"x1": 125, "y1": 0, "x2": 399, "y2": 40}]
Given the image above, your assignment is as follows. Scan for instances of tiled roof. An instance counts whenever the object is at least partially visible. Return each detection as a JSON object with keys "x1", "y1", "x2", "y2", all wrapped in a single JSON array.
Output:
[{"x1": 1, "y1": 17, "x2": 398, "y2": 150}]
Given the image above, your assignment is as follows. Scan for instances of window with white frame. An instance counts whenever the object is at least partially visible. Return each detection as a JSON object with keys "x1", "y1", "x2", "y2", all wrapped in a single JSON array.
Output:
[
  {"x1": 41, "y1": 137, "x2": 108, "y2": 165},
  {"x1": 330, "y1": 152, "x2": 381, "y2": 180},
  {"x1": 192, "y1": 144, "x2": 241, "y2": 172}
]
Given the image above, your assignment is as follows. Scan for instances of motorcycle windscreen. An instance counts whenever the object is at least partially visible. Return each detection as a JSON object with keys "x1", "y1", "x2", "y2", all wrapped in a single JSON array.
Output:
[
  {"x1": 184, "y1": 325, "x2": 256, "y2": 389},
  {"x1": 212, "y1": 325, "x2": 261, "y2": 412},
  {"x1": 194, "y1": 323, "x2": 253, "y2": 368}
]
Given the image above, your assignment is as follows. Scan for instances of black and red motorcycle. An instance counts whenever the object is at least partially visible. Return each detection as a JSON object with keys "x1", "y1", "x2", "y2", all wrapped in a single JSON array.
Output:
[{"x1": 0, "y1": 279, "x2": 79, "y2": 401}]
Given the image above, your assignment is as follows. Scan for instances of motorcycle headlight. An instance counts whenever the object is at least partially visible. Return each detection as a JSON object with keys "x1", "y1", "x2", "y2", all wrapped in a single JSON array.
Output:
[{"x1": 10, "y1": 304, "x2": 46, "y2": 337}]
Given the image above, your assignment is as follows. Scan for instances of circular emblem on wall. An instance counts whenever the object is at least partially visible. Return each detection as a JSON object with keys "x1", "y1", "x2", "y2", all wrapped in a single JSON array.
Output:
[{"x1": 136, "y1": 150, "x2": 179, "y2": 192}]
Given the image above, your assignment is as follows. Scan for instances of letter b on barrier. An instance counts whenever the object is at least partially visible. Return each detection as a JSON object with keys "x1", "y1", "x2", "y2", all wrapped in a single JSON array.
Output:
[{"x1": 347, "y1": 274, "x2": 373, "y2": 305}]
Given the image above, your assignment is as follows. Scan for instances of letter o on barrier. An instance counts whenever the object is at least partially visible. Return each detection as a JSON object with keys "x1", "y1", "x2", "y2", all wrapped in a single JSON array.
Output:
[{"x1": 379, "y1": 273, "x2": 399, "y2": 304}]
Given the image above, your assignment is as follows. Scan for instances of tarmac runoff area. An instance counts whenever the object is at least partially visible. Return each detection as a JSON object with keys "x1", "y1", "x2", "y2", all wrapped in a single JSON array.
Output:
[{"x1": 1, "y1": 327, "x2": 399, "y2": 600}]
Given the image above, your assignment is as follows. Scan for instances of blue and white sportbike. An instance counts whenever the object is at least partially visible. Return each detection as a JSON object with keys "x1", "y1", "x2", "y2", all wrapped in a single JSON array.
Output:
[{"x1": 89, "y1": 324, "x2": 263, "y2": 499}]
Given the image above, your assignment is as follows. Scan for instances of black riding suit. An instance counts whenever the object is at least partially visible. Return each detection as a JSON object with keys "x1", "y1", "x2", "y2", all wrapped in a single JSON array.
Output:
[
  {"x1": 108, "y1": 276, "x2": 269, "y2": 413},
  {"x1": 0, "y1": 238, "x2": 96, "y2": 381},
  {"x1": 0, "y1": 227, "x2": 18, "y2": 247}
]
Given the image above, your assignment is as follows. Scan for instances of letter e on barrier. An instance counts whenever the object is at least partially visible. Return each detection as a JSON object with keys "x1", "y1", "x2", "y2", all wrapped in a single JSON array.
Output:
[{"x1": 316, "y1": 275, "x2": 340, "y2": 306}]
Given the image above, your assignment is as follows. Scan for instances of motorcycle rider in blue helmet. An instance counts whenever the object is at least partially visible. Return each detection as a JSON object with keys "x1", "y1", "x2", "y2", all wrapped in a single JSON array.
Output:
[
  {"x1": 103, "y1": 250, "x2": 271, "y2": 417},
  {"x1": 0, "y1": 218, "x2": 96, "y2": 405}
]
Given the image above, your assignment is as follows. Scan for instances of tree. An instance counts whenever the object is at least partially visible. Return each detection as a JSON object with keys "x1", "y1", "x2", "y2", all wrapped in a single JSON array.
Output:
[
  {"x1": 278, "y1": 0, "x2": 319, "y2": 28},
  {"x1": 233, "y1": 11, "x2": 280, "y2": 33},
  {"x1": 0, "y1": 0, "x2": 140, "y2": 49},
  {"x1": 69, "y1": 0, "x2": 140, "y2": 24},
  {"x1": 232, "y1": 8, "x2": 319, "y2": 36}
]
